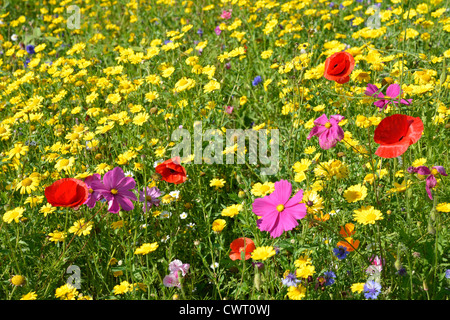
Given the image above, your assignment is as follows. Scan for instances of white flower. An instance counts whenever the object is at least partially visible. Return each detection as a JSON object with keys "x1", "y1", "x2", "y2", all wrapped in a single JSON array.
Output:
[
  {"x1": 180, "y1": 212, "x2": 187, "y2": 219},
  {"x1": 160, "y1": 211, "x2": 172, "y2": 219},
  {"x1": 11, "y1": 34, "x2": 18, "y2": 41},
  {"x1": 169, "y1": 190, "x2": 180, "y2": 199},
  {"x1": 210, "y1": 262, "x2": 219, "y2": 270},
  {"x1": 153, "y1": 159, "x2": 163, "y2": 168},
  {"x1": 124, "y1": 170, "x2": 134, "y2": 177}
]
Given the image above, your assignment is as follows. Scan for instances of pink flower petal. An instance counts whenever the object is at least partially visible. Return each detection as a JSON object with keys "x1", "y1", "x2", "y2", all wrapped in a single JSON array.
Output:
[
  {"x1": 386, "y1": 84, "x2": 401, "y2": 98},
  {"x1": 252, "y1": 196, "x2": 277, "y2": 217},
  {"x1": 271, "y1": 180, "x2": 292, "y2": 205},
  {"x1": 313, "y1": 114, "x2": 329, "y2": 126}
]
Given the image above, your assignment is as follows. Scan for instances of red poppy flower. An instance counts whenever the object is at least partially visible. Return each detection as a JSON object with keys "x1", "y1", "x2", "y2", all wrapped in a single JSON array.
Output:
[
  {"x1": 229, "y1": 237, "x2": 256, "y2": 261},
  {"x1": 324, "y1": 51, "x2": 355, "y2": 84},
  {"x1": 45, "y1": 178, "x2": 89, "y2": 208},
  {"x1": 373, "y1": 114, "x2": 424, "y2": 158},
  {"x1": 155, "y1": 157, "x2": 187, "y2": 184}
]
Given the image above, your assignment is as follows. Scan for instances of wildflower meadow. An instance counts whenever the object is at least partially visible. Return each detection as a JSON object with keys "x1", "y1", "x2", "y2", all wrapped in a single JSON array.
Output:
[{"x1": 0, "y1": 0, "x2": 449, "y2": 304}]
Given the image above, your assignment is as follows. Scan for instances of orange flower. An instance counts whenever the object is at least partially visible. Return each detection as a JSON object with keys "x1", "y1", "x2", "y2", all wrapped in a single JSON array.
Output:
[
  {"x1": 229, "y1": 237, "x2": 256, "y2": 261},
  {"x1": 337, "y1": 237, "x2": 360, "y2": 252},
  {"x1": 339, "y1": 223, "x2": 356, "y2": 238}
]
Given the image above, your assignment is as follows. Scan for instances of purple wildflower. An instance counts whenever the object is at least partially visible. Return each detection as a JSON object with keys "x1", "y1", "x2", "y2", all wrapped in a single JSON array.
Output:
[
  {"x1": 307, "y1": 114, "x2": 345, "y2": 150},
  {"x1": 365, "y1": 83, "x2": 412, "y2": 110},
  {"x1": 91, "y1": 167, "x2": 137, "y2": 214},
  {"x1": 139, "y1": 186, "x2": 161, "y2": 212},
  {"x1": 83, "y1": 173, "x2": 103, "y2": 208},
  {"x1": 415, "y1": 166, "x2": 447, "y2": 200}
]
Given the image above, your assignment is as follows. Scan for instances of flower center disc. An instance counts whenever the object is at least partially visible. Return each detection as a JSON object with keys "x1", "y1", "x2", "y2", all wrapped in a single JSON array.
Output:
[
  {"x1": 111, "y1": 188, "x2": 118, "y2": 195},
  {"x1": 276, "y1": 204, "x2": 285, "y2": 212},
  {"x1": 324, "y1": 122, "x2": 332, "y2": 129}
]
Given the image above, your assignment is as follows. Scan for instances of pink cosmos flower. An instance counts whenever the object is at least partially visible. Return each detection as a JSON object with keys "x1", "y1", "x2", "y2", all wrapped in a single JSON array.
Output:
[
  {"x1": 307, "y1": 114, "x2": 345, "y2": 150},
  {"x1": 365, "y1": 83, "x2": 412, "y2": 110},
  {"x1": 220, "y1": 9, "x2": 232, "y2": 19},
  {"x1": 225, "y1": 106, "x2": 234, "y2": 114},
  {"x1": 163, "y1": 259, "x2": 190, "y2": 288},
  {"x1": 409, "y1": 165, "x2": 447, "y2": 200},
  {"x1": 83, "y1": 173, "x2": 102, "y2": 208},
  {"x1": 214, "y1": 26, "x2": 222, "y2": 36},
  {"x1": 90, "y1": 167, "x2": 137, "y2": 213},
  {"x1": 163, "y1": 272, "x2": 180, "y2": 288},
  {"x1": 252, "y1": 180, "x2": 307, "y2": 238},
  {"x1": 138, "y1": 186, "x2": 161, "y2": 212},
  {"x1": 169, "y1": 259, "x2": 190, "y2": 276}
]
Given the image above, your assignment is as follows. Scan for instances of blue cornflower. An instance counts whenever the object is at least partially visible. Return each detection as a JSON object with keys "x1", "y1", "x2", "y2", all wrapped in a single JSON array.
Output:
[
  {"x1": 364, "y1": 280, "x2": 381, "y2": 299},
  {"x1": 252, "y1": 75, "x2": 262, "y2": 86},
  {"x1": 281, "y1": 273, "x2": 300, "y2": 287},
  {"x1": 324, "y1": 271, "x2": 336, "y2": 286},
  {"x1": 197, "y1": 28, "x2": 203, "y2": 36},
  {"x1": 26, "y1": 44, "x2": 35, "y2": 55},
  {"x1": 445, "y1": 269, "x2": 450, "y2": 279},
  {"x1": 333, "y1": 246, "x2": 349, "y2": 260}
]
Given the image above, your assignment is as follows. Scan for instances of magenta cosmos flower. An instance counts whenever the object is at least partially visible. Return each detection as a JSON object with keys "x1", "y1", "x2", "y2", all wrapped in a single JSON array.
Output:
[
  {"x1": 91, "y1": 167, "x2": 137, "y2": 213},
  {"x1": 83, "y1": 173, "x2": 102, "y2": 208},
  {"x1": 365, "y1": 83, "x2": 412, "y2": 110},
  {"x1": 409, "y1": 165, "x2": 447, "y2": 200},
  {"x1": 307, "y1": 114, "x2": 345, "y2": 150},
  {"x1": 138, "y1": 186, "x2": 161, "y2": 212},
  {"x1": 252, "y1": 180, "x2": 307, "y2": 238}
]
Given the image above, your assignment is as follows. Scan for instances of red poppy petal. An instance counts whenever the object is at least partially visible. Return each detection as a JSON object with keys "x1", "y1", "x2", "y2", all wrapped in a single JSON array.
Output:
[
  {"x1": 375, "y1": 140, "x2": 410, "y2": 158},
  {"x1": 324, "y1": 52, "x2": 355, "y2": 82},
  {"x1": 336, "y1": 75, "x2": 350, "y2": 84},
  {"x1": 327, "y1": 55, "x2": 346, "y2": 75},
  {"x1": 405, "y1": 116, "x2": 424, "y2": 145},
  {"x1": 45, "y1": 178, "x2": 88, "y2": 207},
  {"x1": 374, "y1": 114, "x2": 411, "y2": 145},
  {"x1": 229, "y1": 252, "x2": 242, "y2": 261}
]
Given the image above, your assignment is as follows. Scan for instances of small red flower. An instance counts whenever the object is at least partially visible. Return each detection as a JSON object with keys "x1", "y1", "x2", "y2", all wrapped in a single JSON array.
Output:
[
  {"x1": 44, "y1": 178, "x2": 89, "y2": 208},
  {"x1": 324, "y1": 51, "x2": 355, "y2": 84},
  {"x1": 229, "y1": 237, "x2": 256, "y2": 261},
  {"x1": 373, "y1": 114, "x2": 424, "y2": 158},
  {"x1": 155, "y1": 157, "x2": 187, "y2": 184}
]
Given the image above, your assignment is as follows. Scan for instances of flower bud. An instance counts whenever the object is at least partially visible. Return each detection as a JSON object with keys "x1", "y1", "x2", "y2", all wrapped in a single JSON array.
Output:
[
  {"x1": 254, "y1": 267, "x2": 261, "y2": 291},
  {"x1": 430, "y1": 208, "x2": 436, "y2": 221},
  {"x1": 394, "y1": 258, "x2": 403, "y2": 271},
  {"x1": 427, "y1": 221, "x2": 435, "y2": 235}
]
